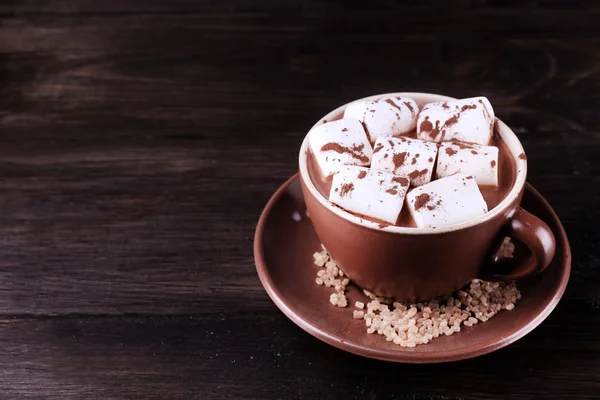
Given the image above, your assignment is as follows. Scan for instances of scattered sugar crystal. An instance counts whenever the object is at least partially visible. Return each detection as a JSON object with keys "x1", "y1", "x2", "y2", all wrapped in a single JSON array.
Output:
[{"x1": 312, "y1": 244, "x2": 520, "y2": 347}]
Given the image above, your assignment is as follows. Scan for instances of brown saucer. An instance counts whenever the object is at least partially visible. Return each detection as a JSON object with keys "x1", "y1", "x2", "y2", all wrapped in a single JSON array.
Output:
[{"x1": 254, "y1": 173, "x2": 571, "y2": 363}]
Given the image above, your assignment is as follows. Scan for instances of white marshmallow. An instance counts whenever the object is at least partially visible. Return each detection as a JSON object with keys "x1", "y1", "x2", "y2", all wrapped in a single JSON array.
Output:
[
  {"x1": 308, "y1": 119, "x2": 373, "y2": 178},
  {"x1": 416, "y1": 97, "x2": 495, "y2": 145},
  {"x1": 330, "y1": 165, "x2": 409, "y2": 225},
  {"x1": 406, "y1": 173, "x2": 488, "y2": 228},
  {"x1": 437, "y1": 141, "x2": 499, "y2": 186},
  {"x1": 344, "y1": 97, "x2": 419, "y2": 144},
  {"x1": 370, "y1": 136, "x2": 438, "y2": 187}
]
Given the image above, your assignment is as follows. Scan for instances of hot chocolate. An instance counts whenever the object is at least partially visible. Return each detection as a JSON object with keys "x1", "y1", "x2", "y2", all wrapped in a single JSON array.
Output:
[{"x1": 306, "y1": 102, "x2": 516, "y2": 228}]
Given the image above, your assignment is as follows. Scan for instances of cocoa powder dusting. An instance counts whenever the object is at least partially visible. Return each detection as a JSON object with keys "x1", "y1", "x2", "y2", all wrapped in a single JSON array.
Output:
[
  {"x1": 445, "y1": 115, "x2": 459, "y2": 126},
  {"x1": 414, "y1": 193, "x2": 431, "y2": 211},
  {"x1": 491, "y1": 160, "x2": 497, "y2": 167},
  {"x1": 519, "y1": 153, "x2": 527, "y2": 160},
  {"x1": 384, "y1": 98, "x2": 403, "y2": 113},
  {"x1": 471, "y1": 150, "x2": 478, "y2": 155},
  {"x1": 342, "y1": 128, "x2": 348, "y2": 132},
  {"x1": 408, "y1": 169, "x2": 428, "y2": 180},
  {"x1": 451, "y1": 140, "x2": 473, "y2": 149},
  {"x1": 373, "y1": 143, "x2": 384, "y2": 154},
  {"x1": 378, "y1": 223, "x2": 390, "y2": 228},
  {"x1": 429, "y1": 120, "x2": 441, "y2": 139},
  {"x1": 392, "y1": 152, "x2": 408, "y2": 170},
  {"x1": 404, "y1": 101, "x2": 414, "y2": 112},
  {"x1": 320, "y1": 142, "x2": 369, "y2": 163},
  {"x1": 428, "y1": 157, "x2": 433, "y2": 162},
  {"x1": 445, "y1": 147, "x2": 457, "y2": 156},
  {"x1": 442, "y1": 102, "x2": 450, "y2": 109},
  {"x1": 461, "y1": 104, "x2": 477, "y2": 112},
  {"x1": 357, "y1": 170, "x2": 367, "y2": 179},
  {"x1": 386, "y1": 188, "x2": 398, "y2": 195},
  {"x1": 339, "y1": 183, "x2": 354, "y2": 197},
  {"x1": 392, "y1": 176, "x2": 409, "y2": 186},
  {"x1": 419, "y1": 117, "x2": 433, "y2": 132}
]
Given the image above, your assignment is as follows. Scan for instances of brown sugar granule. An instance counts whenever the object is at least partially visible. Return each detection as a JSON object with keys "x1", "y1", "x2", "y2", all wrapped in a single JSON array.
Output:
[
  {"x1": 491, "y1": 160, "x2": 497, "y2": 167},
  {"x1": 339, "y1": 183, "x2": 354, "y2": 197},
  {"x1": 357, "y1": 170, "x2": 367, "y2": 179},
  {"x1": 519, "y1": 153, "x2": 527, "y2": 160},
  {"x1": 445, "y1": 147, "x2": 457, "y2": 156},
  {"x1": 392, "y1": 152, "x2": 408, "y2": 170},
  {"x1": 392, "y1": 176, "x2": 409, "y2": 187},
  {"x1": 313, "y1": 247, "x2": 521, "y2": 347},
  {"x1": 414, "y1": 193, "x2": 431, "y2": 210},
  {"x1": 497, "y1": 237, "x2": 516, "y2": 259},
  {"x1": 312, "y1": 250, "x2": 350, "y2": 308},
  {"x1": 320, "y1": 142, "x2": 369, "y2": 163}
]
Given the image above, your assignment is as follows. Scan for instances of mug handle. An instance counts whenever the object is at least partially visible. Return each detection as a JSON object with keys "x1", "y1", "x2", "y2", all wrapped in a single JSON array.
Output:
[{"x1": 480, "y1": 207, "x2": 556, "y2": 281}]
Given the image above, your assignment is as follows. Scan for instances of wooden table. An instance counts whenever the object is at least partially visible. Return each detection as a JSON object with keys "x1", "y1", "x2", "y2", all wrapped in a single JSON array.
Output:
[{"x1": 1, "y1": 1, "x2": 598, "y2": 398}]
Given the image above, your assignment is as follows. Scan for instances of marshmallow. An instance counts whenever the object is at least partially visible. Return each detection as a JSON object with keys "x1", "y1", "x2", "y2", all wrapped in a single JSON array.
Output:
[
  {"x1": 416, "y1": 97, "x2": 495, "y2": 145},
  {"x1": 344, "y1": 97, "x2": 419, "y2": 144},
  {"x1": 330, "y1": 165, "x2": 409, "y2": 225},
  {"x1": 308, "y1": 119, "x2": 373, "y2": 178},
  {"x1": 370, "y1": 136, "x2": 438, "y2": 187},
  {"x1": 406, "y1": 173, "x2": 488, "y2": 228},
  {"x1": 437, "y1": 141, "x2": 499, "y2": 186}
]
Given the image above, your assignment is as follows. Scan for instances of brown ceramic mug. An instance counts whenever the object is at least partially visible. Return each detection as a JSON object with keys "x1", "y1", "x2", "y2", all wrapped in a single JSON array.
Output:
[{"x1": 299, "y1": 92, "x2": 556, "y2": 300}]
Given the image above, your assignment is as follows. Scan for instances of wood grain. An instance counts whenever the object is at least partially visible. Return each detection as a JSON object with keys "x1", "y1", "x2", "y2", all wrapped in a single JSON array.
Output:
[{"x1": 0, "y1": 1, "x2": 599, "y2": 398}]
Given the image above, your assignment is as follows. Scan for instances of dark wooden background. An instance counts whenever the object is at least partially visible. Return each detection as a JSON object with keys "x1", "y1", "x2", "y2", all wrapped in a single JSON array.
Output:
[{"x1": 0, "y1": 1, "x2": 599, "y2": 398}]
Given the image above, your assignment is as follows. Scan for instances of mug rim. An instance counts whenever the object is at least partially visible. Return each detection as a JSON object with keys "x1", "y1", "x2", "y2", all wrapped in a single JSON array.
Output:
[{"x1": 298, "y1": 92, "x2": 528, "y2": 235}]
